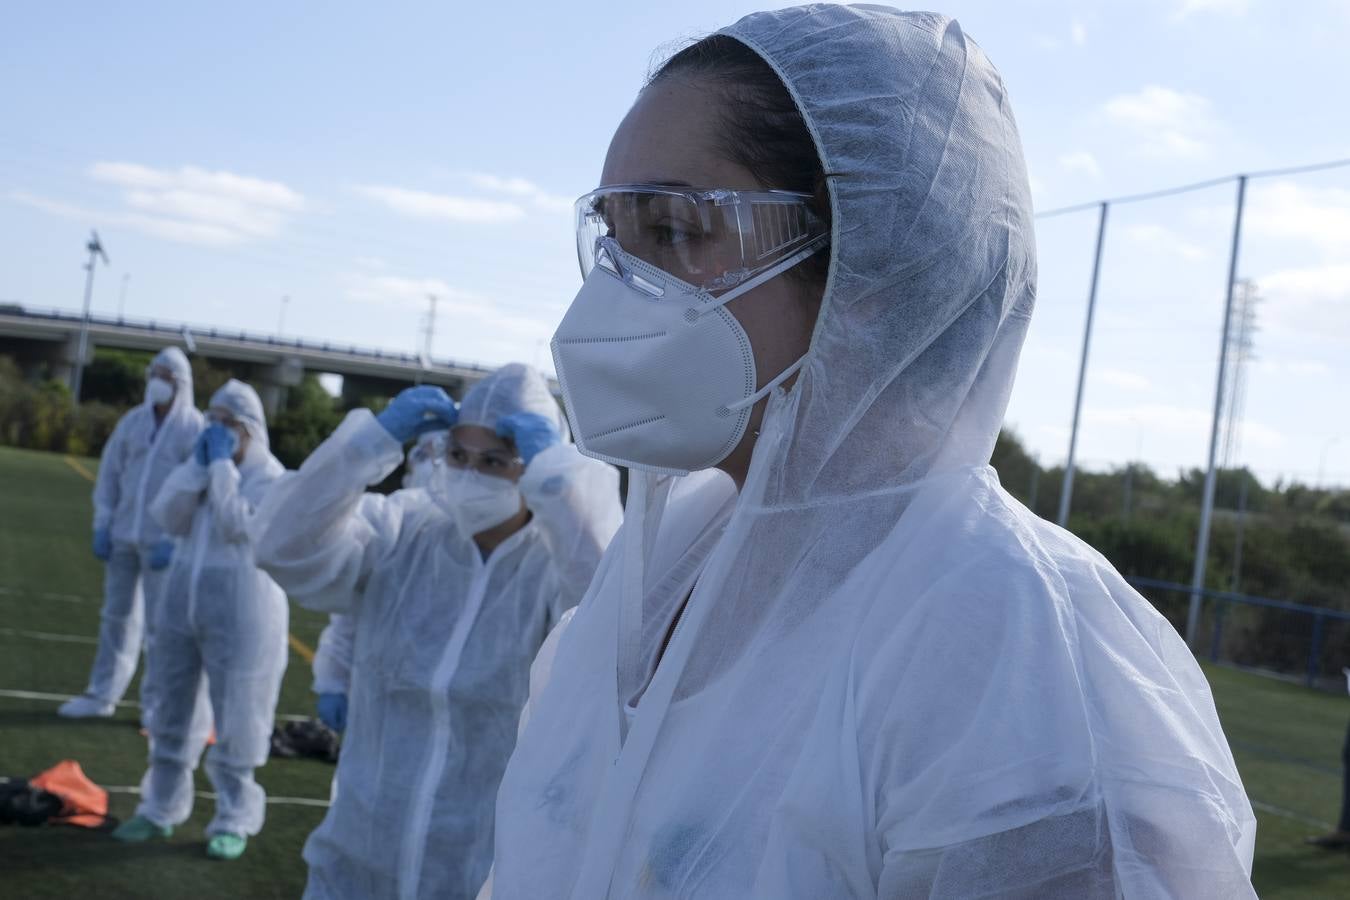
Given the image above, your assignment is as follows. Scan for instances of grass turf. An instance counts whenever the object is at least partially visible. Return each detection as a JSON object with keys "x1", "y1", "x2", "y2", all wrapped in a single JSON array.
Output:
[
  {"x1": 0, "y1": 446, "x2": 331, "y2": 899},
  {"x1": 2, "y1": 444, "x2": 1350, "y2": 897}
]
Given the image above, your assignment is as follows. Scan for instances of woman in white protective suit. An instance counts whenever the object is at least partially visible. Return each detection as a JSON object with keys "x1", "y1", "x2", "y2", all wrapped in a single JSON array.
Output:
[
  {"x1": 311, "y1": 428, "x2": 449, "y2": 736},
  {"x1": 252, "y1": 363, "x2": 621, "y2": 900},
  {"x1": 112, "y1": 378, "x2": 288, "y2": 861},
  {"x1": 60, "y1": 345, "x2": 202, "y2": 720},
  {"x1": 487, "y1": 6, "x2": 1257, "y2": 899}
]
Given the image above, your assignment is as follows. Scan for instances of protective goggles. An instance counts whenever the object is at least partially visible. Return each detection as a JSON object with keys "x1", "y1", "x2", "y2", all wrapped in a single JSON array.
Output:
[
  {"x1": 575, "y1": 184, "x2": 828, "y2": 292},
  {"x1": 444, "y1": 437, "x2": 522, "y2": 477},
  {"x1": 145, "y1": 364, "x2": 178, "y2": 383},
  {"x1": 408, "y1": 432, "x2": 448, "y2": 470}
]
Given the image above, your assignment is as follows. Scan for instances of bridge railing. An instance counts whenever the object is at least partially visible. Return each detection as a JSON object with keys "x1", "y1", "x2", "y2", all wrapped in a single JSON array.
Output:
[{"x1": 2, "y1": 303, "x2": 496, "y2": 375}]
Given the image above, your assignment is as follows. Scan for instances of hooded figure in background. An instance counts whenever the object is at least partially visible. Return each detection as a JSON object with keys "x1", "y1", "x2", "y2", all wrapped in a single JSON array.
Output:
[
  {"x1": 61, "y1": 345, "x2": 203, "y2": 720},
  {"x1": 113, "y1": 378, "x2": 288, "y2": 862},
  {"x1": 488, "y1": 6, "x2": 1256, "y2": 899},
  {"x1": 253, "y1": 363, "x2": 622, "y2": 900}
]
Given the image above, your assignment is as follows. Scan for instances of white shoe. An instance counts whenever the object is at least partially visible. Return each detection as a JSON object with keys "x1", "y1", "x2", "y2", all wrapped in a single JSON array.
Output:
[{"x1": 57, "y1": 695, "x2": 116, "y2": 718}]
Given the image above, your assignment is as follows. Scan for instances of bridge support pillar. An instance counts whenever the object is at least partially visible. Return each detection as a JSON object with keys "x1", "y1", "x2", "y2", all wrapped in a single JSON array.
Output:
[{"x1": 257, "y1": 356, "x2": 304, "y2": 418}]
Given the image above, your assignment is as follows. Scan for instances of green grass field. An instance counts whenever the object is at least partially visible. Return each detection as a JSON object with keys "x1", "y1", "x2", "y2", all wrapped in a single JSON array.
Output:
[{"x1": 2, "y1": 444, "x2": 1349, "y2": 898}]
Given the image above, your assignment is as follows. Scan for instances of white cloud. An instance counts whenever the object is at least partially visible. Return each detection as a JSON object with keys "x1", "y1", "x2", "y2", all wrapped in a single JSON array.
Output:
[
  {"x1": 1122, "y1": 223, "x2": 1209, "y2": 260},
  {"x1": 1098, "y1": 368, "x2": 1152, "y2": 391},
  {"x1": 1103, "y1": 85, "x2": 1217, "y2": 160},
  {"x1": 1058, "y1": 151, "x2": 1101, "y2": 178},
  {"x1": 13, "y1": 162, "x2": 305, "y2": 247},
  {"x1": 354, "y1": 185, "x2": 525, "y2": 224},
  {"x1": 1087, "y1": 403, "x2": 1284, "y2": 449},
  {"x1": 343, "y1": 273, "x2": 546, "y2": 338},
  {"x1": 465, "y1": 172, "x2": 574, "y2": 213},
  {"x1": 1071, "y1": 20, "x2": 1087, "y2": 45},
  {"x1": 1171, "y1": 0, "x2": 1251, "y2": 19},
  {"x1": 1258, "y1": 263, "x2": 1350, "y2": 337},
  {"x1": 1245, "y1": 180, "x2": 1350, "y2": 254}
]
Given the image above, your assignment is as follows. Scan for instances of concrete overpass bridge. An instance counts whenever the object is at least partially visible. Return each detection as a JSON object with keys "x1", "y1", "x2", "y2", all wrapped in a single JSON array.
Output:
[{"x1": 0, "y1": 304, "x2": 531, "y2": 415}]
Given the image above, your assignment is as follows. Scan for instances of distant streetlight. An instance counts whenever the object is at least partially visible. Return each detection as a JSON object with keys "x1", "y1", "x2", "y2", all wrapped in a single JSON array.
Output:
[
  {"x1": 71, "y1": 230, "x2": 109, "y2": 405},
  {"x1": 278, "y1": 294, "x2": 291, "y2": 336},
  {"x1": 117, "y1": 273, "x2": 130, "y2": 319}
]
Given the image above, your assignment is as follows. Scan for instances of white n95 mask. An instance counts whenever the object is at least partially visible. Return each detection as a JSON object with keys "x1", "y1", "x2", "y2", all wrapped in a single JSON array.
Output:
[
  {"x1": 145, "y1": 377, "x2": 175, "y2": 406},
  {"x1": 551, "y1": 237, "x2": 819, "y2": 475},
  {"x1": 428, "y1": 466, "x2": 523, "y2": 537}
]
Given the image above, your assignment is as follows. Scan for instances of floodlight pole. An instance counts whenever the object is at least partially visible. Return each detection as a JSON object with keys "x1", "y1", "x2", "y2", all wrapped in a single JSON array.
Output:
[
  {"x1": 71, "y1": 230, "x2": 109, "y2": 405},
  {"x1": 1187, "y1": 175, "x2": 1248, "y2": 648},
  {"x1": 1057, "y1": 201, "x2": 1109, "y2": 527}
]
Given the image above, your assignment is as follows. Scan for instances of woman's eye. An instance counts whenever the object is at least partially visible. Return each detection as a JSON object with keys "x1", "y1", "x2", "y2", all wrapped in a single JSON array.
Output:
[{"x1": 653, "y1": 221, "x2": 697, "y2": 246}]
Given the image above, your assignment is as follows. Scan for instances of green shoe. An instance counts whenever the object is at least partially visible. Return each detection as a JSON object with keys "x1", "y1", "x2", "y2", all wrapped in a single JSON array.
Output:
[
  {"x1": 111, "y1": 815, "x2": 173, "y2": 842},
  {"x1": 206, "y1": 832, "x2": 247, "y2": 860}
]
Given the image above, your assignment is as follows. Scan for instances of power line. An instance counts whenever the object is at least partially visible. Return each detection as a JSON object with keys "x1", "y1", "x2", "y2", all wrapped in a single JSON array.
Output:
[{"x1": 1035, "y1": 155, "x2": 1350, "y2": 219}]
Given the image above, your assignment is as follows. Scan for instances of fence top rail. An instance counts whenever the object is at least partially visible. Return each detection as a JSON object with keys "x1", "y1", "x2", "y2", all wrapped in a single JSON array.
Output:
[
  {"x1": 1035, "y1": 155, "x2": 1350, "y2": 219},
  {"x1": 1127, "y1": 576, "x2": 1350, "y2": 622}
]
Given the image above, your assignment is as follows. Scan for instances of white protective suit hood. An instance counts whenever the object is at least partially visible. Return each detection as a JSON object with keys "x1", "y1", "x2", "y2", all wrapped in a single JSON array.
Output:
[
  {"x1": 490, "y1": 6, "x2": 1255, "y2": 900},
  {"x1": 208, "y1": 378, "x2": 269, "y2": 453},
  {"x1": 457, "y1": 362, "x2": 569, "y2": 440},
  {"x1": 149, "y1": 346, "x2": 197, "y2": 418}
]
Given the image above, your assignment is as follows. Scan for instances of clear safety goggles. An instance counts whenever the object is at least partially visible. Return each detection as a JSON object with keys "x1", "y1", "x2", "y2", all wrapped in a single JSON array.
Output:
[
  {"x1": 408, "y1": 432, "x2": 448, "y2": 470},
  {"x1": 444, "y1": 437, "x2": 522, "y2": 478},
  {"x1": 575, "y1": 184, "x2": 828, "y2": 292},
  {"x1": 145, "y1": 364, "x2": 178, "y2": 383}
]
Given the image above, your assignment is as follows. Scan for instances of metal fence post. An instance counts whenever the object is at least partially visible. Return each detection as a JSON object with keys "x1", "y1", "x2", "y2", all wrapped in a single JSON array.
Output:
[
  {"x1": 1209, "y1": 598, "x2": 1227, "y2": 663},
  {"x1": 1058, "y1": 202, "x2": 1110, "y2": 528},
  {"x1": 1307, "y1": 613, "x2": 1326, "y2": 689},
  {"x1": 1186, "y1": 176, "x2": 1248, "y2": 648}
]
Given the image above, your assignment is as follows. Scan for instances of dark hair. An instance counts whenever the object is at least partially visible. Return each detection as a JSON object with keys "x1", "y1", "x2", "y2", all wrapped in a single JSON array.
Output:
[{"x1": 650, "y1": 35, "x2": 831, "y2": 286}]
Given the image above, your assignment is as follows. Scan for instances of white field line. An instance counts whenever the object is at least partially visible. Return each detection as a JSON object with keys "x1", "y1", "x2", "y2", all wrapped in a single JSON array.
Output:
[
  {"x1": 0, "y1": 686, "x2": 313, "y2": 722},
  {"x1": 103, "y1": 784, "x2": 329, "y2": 809},
  {"x1": 0, "y1": 627, "x2": 99, "y2": 645},
  {"x1": 0, "y1": 586, "x2": 97, "y2": 603},
  {"x1": 1249, "y1": 799, "x2": 1334, "y2": 830}
]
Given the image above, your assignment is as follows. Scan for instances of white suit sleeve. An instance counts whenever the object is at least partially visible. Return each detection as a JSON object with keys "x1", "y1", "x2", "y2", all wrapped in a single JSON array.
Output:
[
  {"x1": 312, "y1": 614, "x2": 357, "y2": 695},
  {"x1": 148, "y1": 459, "x2": 209, "y2": 538},
  {"x1": 253, "y1": 409, "x2": 409, "y2": 614},
  {"x1": 205, "y1": 457, "x2": 276, "y2": 545},
  {"x1": 517, "y1": 443, "x2": 622, "y2": 612},
  {"x1": 92, "y1": 414, "x2": 131, "y2": 532}
]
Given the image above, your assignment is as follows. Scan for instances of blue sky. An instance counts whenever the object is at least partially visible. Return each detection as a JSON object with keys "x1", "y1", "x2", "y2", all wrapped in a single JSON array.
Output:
[{"x1": 3, "y1": 0, "x2": 1348, "y2": 486}]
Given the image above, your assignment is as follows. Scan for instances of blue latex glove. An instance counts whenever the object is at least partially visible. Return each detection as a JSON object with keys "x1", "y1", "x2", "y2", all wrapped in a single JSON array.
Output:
[
  {"x1": 316, "y1": 693, "x2": 348, "y2": 733},
  {"x1": 496, "y1": 412, "x2": 561, "y2": 466},
  {"x1": 376, "y1": 386, "x2": 458, "y2": 443},
  {"x1": 203, "y1": 423, "x2": 238, "y2": 463},
  {"x1": 92, "y1": 527, "x2": 112, "y2": 562},
  {"x1": 148, "y1": 539, "x2": 174, "y2": 571},
  {"x1": 194, "y1": 430, "x2": 211, "y2": 466}
]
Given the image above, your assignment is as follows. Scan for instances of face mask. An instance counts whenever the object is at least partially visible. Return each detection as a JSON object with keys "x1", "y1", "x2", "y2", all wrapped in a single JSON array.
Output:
[
  {"x1": 551, "y1": 237, "x2": 819, "y2": 475},
  {"x1": 428, "y1": 466, "x2": 522, "y2": 537},
  {"x1": 145, "y1": 377, "x2": 175, "y2": 407}
]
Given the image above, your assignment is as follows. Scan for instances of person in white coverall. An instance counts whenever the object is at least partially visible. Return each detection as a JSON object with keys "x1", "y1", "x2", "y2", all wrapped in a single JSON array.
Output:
[
  {"x1": 60, "y1": 345, "x2": 203, "y2": 721},
  {"x1": 253, "y1": 363, "x2": 621, "y2": 900},
  {"x1": 312, "y1": 429, "x2": 449, "y2": 734},
  {"x1": 112, "y1": 379, "x2": 288, "y2": 862},
  {"x1": 486, "y1": 6, "x2": 1257, "y2": 899}
]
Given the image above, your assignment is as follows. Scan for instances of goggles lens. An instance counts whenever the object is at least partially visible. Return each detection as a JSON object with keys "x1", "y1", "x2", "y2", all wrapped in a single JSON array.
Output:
[
  {"x1": 445, "y1": 439, "x2": 522, "y2": 477},
  {"x1": 575, "y1": 185, "x2": 826, "y2": 292}
]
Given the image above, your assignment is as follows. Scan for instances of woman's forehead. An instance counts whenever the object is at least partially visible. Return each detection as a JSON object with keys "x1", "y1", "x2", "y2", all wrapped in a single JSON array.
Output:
[
  {"x1": 602, "y1": 77, "x2": 760, "y2": 191},
  {"x1": 452, "y1": 423, "x2": 509, "y2": 452}
]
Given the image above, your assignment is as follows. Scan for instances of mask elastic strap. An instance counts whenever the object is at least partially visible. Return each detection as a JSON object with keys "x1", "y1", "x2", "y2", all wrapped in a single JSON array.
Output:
[
  {"x1": 723, "y1": 354, "x2": 807, "y2": 414},
  {"x1": 691, "y1": 236, "x2": 828, "y2": 317}
]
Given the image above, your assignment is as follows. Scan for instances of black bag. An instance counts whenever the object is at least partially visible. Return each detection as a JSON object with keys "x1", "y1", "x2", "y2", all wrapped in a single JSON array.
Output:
[
  {"x1": 0, "y1": 777, "x2": 64, "y2": 827},
  {"x1": 269, "y1": 720, "x2": 340, "y2": 764}
]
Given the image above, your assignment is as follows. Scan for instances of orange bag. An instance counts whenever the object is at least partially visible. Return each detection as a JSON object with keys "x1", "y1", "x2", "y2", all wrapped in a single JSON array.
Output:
[{"x1": 29, "y1": 760, "x2": 109, "y2": 828}]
